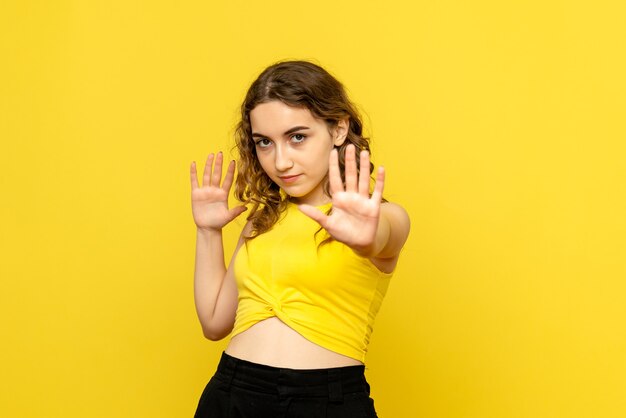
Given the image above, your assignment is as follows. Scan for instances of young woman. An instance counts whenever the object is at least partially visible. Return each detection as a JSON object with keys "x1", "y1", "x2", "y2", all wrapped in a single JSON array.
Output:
[{"x1": 190, "y1": 60, "x2": 410, "y2": 417}]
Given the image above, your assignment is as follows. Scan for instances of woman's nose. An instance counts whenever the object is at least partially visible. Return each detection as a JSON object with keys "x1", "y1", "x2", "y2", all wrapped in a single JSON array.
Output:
[{"x1": 274, "y1": 145, "x2": 294, "y2": 171}]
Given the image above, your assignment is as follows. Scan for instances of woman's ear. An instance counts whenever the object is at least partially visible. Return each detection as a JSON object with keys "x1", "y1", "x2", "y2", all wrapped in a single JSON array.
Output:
[{"x1": 332, "y1": 118, "x2": 349, "y2": 146}]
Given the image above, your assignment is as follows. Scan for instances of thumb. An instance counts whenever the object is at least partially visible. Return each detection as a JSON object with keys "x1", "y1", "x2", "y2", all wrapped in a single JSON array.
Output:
[
  {"x1": 298, "y1": 204, "x2": 328, "y2": 228},
  {"x1": 227, "y1": 205, "x2": 248, "y2": 221}
]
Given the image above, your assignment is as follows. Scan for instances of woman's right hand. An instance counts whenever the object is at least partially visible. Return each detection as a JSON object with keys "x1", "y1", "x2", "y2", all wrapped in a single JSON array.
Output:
[{"x1": 190, "y1": 152, "x2": 247, "y2": 231}]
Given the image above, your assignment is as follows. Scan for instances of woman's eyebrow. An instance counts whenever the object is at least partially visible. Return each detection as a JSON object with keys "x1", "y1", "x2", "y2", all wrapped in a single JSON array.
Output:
[{"x1": 252, "y1": 125, "x2": 310, "y2": 138}]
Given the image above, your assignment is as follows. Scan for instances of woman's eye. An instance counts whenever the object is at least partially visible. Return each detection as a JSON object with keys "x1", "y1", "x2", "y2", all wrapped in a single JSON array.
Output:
[
  {"x1": 255, "y1": 138, "x2": 272, "y2": 148},
  {"x1": 291, "y1": 134, "x2": 306, "y2": 143}
]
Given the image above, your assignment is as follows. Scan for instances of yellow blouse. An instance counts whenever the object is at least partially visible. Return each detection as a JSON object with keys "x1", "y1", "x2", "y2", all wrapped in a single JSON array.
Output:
[{"x1": 232, "y1": 202, "x2": 393, "y2": 363}]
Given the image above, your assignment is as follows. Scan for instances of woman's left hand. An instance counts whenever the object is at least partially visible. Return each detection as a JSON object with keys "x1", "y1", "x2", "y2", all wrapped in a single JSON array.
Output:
[{"x1": 299, "y1": 144, "x2": 385, "y2": 257}]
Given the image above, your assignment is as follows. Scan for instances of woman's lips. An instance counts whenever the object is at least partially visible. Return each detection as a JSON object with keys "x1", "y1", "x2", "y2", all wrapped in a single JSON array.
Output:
[{"x1": 279, "y1": 174, "x2": 301, "y2": 184}]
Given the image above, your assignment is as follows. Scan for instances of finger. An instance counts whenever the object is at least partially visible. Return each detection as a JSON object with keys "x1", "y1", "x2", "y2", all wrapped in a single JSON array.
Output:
[
  {"x1": 211, "y1": 152, "x2": 224, "y2": 187},
  {"x1": 190, "y1": 162, "x2": 199, "y2": 190},
  {"x1": 298, "y1": 204, "x2": 328, "y2": 228},
  {"x1": 371, "y1": 166, "x2": 385, "y2": 203},
  {"x1": 227, "y1": 205, "x2": 248, "y2": 222},
  {"x1": 221, "y1": 160, "x2": 236, "y2": 192},
  {"x1": 358, "y1": 150, "x2": 370, "y2": 196},
  {"x1": 344, "y1": 144, "x2": 357, "y2": 192},
  {"x1": 328, "y1": 148, "x2": 344, "y2": 193},
  {"x1": 203, "y1": 153, "x2": 214, "y2": 187}
]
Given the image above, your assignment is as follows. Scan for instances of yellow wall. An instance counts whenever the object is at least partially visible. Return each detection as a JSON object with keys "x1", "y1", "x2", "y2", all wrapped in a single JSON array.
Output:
[{"x1": 1, "y1": 1, "x2": 625, "y2": 417}]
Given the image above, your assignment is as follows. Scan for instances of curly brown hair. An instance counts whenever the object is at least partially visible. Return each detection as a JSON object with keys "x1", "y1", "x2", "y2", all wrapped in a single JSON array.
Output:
[{"x1": 233, "y1": 60, "x2": 374, "y2": 239}]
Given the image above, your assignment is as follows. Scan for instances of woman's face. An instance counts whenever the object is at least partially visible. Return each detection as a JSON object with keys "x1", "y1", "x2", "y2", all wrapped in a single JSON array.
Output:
[{"x1": 249, "y1": 100, "x2": 347, "y2": 206}]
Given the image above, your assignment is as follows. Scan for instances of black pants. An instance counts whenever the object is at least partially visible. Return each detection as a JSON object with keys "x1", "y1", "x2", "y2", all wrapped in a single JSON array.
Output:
[{"x1": 194, "y1": 351, "x2": 378, "y2": 418}]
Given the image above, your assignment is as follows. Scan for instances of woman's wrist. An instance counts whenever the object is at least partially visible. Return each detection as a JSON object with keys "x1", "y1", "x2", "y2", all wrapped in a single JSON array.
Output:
[
  {"x1": 350, "y1": 242, "x2": 380, "y2": 259},
  {"x1": 196, "y1": 226, "x2": 223, "y2": 239}
]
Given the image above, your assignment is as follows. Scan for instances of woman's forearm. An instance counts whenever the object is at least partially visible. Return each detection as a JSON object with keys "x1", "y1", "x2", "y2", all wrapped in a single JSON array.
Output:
[{"x1": 193, "y1": 228, "x2": 228, "y2": 338}]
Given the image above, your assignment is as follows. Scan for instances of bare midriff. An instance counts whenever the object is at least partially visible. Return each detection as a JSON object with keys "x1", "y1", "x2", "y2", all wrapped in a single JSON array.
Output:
[{"x1": 225, "y1": 317, "x2": 363, "y2": 369}]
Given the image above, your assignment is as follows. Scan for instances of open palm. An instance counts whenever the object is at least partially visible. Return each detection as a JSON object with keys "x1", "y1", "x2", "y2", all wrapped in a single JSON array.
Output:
[
  {"x1": 299, "y1": 144, "x2": 385, "y2": 255},
  {"x1": 190, "y1": 152, "x2": 246, "y2": 231}
]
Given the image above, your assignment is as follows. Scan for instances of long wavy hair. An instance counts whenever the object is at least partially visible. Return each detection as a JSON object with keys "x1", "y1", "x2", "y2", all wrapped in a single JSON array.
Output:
[{"x1": 233, "y1": 60, "x2": 374, "y2": 239}]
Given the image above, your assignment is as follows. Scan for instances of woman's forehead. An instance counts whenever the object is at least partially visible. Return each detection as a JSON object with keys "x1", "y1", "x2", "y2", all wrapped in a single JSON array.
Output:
[{"x1": 250, "y1": 101, "x2": 321, "y2": 133}]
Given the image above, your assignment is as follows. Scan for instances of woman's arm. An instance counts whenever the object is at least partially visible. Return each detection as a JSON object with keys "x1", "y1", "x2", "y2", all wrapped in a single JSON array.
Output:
[
  {"x1": 366, "y1": 201, "x2": 410, "y2": 272},
  {"x1": 190, "y1": 152, "x2": 247, "y2": 340},
  {"x1": 193, "y1": 224, "x2": 248, "y2": 340}
]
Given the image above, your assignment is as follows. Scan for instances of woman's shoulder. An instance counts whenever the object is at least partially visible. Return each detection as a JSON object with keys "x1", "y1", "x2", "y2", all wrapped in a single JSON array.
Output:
[
  {"x1": 380, "y1": 201, "x2": 410, "y2": 229},
  {"x1": 375, "y1": 201, "x2": 411, "y2": 265}
]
